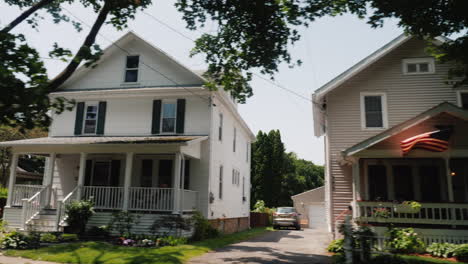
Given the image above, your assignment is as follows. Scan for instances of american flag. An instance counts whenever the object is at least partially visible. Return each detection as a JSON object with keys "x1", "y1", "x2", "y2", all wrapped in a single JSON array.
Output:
[{"x1": 400, "y1": 128, "x2": 452, "y2": 155}]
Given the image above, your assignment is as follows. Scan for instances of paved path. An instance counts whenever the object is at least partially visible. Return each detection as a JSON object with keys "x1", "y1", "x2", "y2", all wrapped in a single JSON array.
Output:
[
  {"x1": 0, "y1": 254, "x2": 57, "y2": 264},
  {"x1": 189, "y1": 228, "x2": 333, "y2": 264}
]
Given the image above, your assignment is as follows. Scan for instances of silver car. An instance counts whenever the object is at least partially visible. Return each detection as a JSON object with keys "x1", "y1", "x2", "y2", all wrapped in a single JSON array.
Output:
[{"x1": 273, "y1": 207, "x2": 301, "y2": 230}]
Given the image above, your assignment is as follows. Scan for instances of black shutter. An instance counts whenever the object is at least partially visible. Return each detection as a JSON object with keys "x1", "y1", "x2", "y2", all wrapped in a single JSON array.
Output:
[
  {"x1": 74, "y1": 102, "x2": 85, "y2": 135},
  {"x1": 110, "y1": 160, "x2": 121, "y2": 187},
  {"x1": 96, "y1": 101, "x2": 107, "y2": 135},
  {"x1": 84, "y1": 160, "x2": 93, "y2": 186},
  {"x1": 152, "y1": 100, "x2": 162, "y2": 134},
  {"x1": 176, "y1": 99, "x2": 186, "y2": 134}
]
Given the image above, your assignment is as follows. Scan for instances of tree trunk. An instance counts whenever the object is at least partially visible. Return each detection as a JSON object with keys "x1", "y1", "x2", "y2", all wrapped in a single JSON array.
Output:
[
  {"x1": 47, "y1": 1, "x2": 112, "y2": 91},
  {"x1": 1, "y1": 0, "x2": 55, "y2": 33}
]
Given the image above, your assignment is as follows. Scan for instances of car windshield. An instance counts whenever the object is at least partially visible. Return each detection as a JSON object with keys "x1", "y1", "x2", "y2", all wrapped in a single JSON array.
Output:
[{"x1": 277, "y1": 208, "x2": 295, "y2": 214}]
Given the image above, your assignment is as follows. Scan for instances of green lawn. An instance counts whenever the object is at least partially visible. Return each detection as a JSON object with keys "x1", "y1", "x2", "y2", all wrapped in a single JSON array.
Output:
[{"x1": 4, "y1": 227, "x2": 271, "y2": 264}]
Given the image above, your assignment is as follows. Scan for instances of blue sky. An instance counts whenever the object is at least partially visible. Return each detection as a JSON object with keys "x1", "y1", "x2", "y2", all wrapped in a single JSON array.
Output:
[{"x1": 1, "y1": 1, "x2": 403, "y2": 164}]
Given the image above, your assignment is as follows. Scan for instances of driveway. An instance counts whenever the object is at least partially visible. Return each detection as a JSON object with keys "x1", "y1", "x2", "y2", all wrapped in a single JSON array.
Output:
[{"x1": 189, "y1": 228, "x2": 333, "y2": 264}]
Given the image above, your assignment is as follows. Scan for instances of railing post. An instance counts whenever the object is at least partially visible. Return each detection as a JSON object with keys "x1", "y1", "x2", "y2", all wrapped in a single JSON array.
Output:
[
  {"x1": 21, "y1": 198, "x2": 28, "y2": 230},
  {"x1": 6, "y1": 153, "x2": 19, "y2": 207},
  {"x1": 123, "y1": 152, "x2": 134, "y2": 211}
]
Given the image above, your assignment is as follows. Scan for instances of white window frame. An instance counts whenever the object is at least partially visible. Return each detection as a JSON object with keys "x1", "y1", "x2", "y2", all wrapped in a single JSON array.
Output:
[
  {"x1": 360, "y1": 92, "x2": 388, "y2": 130},
  {"x1": 82, "y1": 102, "x2": 99, "y2": 135},
  {"x1": 456, "y1": 90, "x2": 468, "y2": 109},
  {"x1": 402, "y1": 57, "x2": 435, "y2": 75},
  {"x1": 219, "y1": 165, "x2": 223, "y2": 200},
  {"x1": 123, "y1": 55, "x2": 140, "y2": 83},
  {"x1": 160, "y1": 101, "x2": 177, "y2": 134},
  {"x1": 233, "y1": 127, "x2": 237, "y2": 152}
]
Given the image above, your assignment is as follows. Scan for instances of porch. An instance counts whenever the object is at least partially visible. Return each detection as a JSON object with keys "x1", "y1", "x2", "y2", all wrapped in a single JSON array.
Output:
[{"x1": 1, "y1": 136, "x2": 207, "y2": 231}]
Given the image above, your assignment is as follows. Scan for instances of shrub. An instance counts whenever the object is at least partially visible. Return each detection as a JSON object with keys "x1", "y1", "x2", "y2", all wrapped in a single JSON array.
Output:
[
  {"x1": 158, "y1": 236, "x2": 187, "y2": 247},
  {"x1": 87, "y1": 225, "x2": 110, "y2": 238},
  {"x1": 0, "y1": 186, "x2": 8, "y2": 199},
  {"x1": 60, "y1": 233, "x2": 79, "y2": 242},
  {"x1": 1, "y1": 231, "x2": 32, "y2": 249},
  {"x1": 327, "y1": 239, "x2": 344, "y2": 253},
  {"x1": 65, "y1": 200, "x2": 94, "y2": 235},
  {"x1": 190, "y1": 211, "x2": 219, "y2": 242},
  {"x1": 385, "y1": 227, "x2": 425, "y2": 254},
  {"x1": 150, "y1": 215, "x2": 192, "y2": 236},
  {"x1": 40, "y1": 233, "x2": 58, "y2": 243},
  {"x1": 108, "y1": 211, "x2": 141, "y2": 237},
  {"x1": 454, "y1": 244, "x2": 468, "y2": 262},
  {"x1": 426, "y1": 242, "x2": 460, "y2": 258}
]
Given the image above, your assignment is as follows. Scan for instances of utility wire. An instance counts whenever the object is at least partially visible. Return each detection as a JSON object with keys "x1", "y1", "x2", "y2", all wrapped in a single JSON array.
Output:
[
  {"x1": 141, "y1": 10, "x2": 315, "y2": 104},
  {"x1": 61, "y1": 7, "x2": 211, "y2": 103}
]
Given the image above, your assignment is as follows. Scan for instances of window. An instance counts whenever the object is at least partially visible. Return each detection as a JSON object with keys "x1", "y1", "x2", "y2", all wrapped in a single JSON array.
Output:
[
  {"x1": 218, "y1": 113, "x2": 223, "y2": 141},
  {"x1": 232, "y1": 169, "x2": 239, "y2": 186},
  {"x1": 141, "y1": 160, "x2": 153, "y2": 187},
  {"x1": 242, "y1": 176, "x2": 245, "y2": 202},
  {"x1": 393, "y1": 165, "x2": 414, "y2": 201},
  {"x1": 124, "y1": 55, "x2": 139, "y2": 82},
  {"x1": 83, "y1": 103, "x2": 98, "y2": 134},
  {"x1": 360, "y1": 93, "x2": 387, "y2": 129},
  {"x1": 368, "y1": 165, "x2": 388, "y2": 200},
  {"x1": 158, "y1": 160, "x2": 173, "y2": 188},
  {"x1": 402, "y1": 57, "x2": 435, "y2": 75},
  {"x1": 219, "y1": 165, "x2": 223, "y2": 199},
  {"x1": 233, "y1": 127, "x2": 237, "y2": 152},
  {"x1": 457, "y1": 91, "x2": 468, "y2": 110},
  {"x1": 161, "y1": 102, "x2": 177, "y2": 133}
]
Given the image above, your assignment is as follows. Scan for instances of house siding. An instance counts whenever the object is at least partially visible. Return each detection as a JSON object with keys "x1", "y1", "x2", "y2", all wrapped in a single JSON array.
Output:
[{"x1": 325, "y1": 38, "x2": 461, "y2": 230}]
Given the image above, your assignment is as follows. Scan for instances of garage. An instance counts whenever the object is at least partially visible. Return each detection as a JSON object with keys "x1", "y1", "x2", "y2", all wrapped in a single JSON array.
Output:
[
  {"x1": 308, "y1": 203, "x2": 327, "y2": 229},
  {"x1": 291, "y1": 186, "x2": 326, "y2": 229}
]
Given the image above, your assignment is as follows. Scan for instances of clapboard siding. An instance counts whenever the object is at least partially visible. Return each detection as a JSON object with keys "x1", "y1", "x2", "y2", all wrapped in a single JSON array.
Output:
[
  {"x1": 4, "y1": 207, "x2": 23, "y2": 230},
  {"x1": 325, "y1": 38, "x2": 463, "y2": 229},
  {"x1": 87, "y1": 212, "x2": 194, "y2": 237}
]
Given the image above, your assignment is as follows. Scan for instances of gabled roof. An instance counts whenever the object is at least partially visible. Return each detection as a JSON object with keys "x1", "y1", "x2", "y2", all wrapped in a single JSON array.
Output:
[
  {"x1": 291, "y1": 186, "x2": 325, "y2": 199},
  {"x1": 58, "y1": 31, "x2": 206, "y2": 90},
  {"x1": 343, "y1": 102, "x2": 468, "y2": 156}
]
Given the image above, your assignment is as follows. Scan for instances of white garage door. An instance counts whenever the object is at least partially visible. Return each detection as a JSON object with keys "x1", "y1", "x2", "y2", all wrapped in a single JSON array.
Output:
[{"x1": 308, "y1": 203, "x2": 326, "y2": 229}]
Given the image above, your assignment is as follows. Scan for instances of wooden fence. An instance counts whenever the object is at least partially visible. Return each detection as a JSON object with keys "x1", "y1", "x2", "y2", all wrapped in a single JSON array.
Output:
[{"x1": 250, "y1": 212, "x2": 270, "y2": 227}]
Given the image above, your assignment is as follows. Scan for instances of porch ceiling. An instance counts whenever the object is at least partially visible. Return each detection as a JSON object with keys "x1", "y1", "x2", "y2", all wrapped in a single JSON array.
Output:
[
  {"x1": 343, "y1": 102, "x2": 468, "y2": 157},
  {"x1": 0, "y1": 135, "x2": 208, "y2": 146}
]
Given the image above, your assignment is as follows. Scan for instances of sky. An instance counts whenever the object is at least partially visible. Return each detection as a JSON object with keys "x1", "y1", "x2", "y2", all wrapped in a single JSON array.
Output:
[{"x1": 0, "y1": 1, "x2": 403, "y2": 165}]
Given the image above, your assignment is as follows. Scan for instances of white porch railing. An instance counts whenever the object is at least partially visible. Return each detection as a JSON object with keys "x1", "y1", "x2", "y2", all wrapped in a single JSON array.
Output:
[
  {"x1": 81, "y1": 186, "x2": 124, "y2": 210},
  {"x1": 356, "y1": 201, "x2": 468, "y2": 225},
  {"x1": 128, "y1": 187, "x2": 174, "y2": 211},
  {"x1": 21, "y1": 186, "x2": 48, "y2": 229},
  {"x1": 56, "y1": 187, "x2": 79, "y2": 229},
  {"x1": 11, "y1": 185, "x2": 44, "y2": 207},
  {"x1": 182, "y1": 189, "x2": 198, "y2": 211}
]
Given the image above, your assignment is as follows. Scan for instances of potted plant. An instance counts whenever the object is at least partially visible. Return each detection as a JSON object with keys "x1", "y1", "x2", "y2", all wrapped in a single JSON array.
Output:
[{"x1": 393, "y1": 201, "x2": 421, "y2": 214}]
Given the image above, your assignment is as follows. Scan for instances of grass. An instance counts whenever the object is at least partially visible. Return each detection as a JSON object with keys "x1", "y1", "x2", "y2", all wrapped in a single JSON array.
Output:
[{"x1": 4, "y1": 227, "x2": 272, "y2": 264}]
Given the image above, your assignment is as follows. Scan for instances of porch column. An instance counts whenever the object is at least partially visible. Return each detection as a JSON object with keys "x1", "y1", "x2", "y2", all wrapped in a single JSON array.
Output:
[
  {"x1": 122, "y1": 152, "x2": 134, "y2": 211},
  {"x1": 44, "y1": 153, "x2": 56, "y2": 208},
  {"x1": 76, "y1": 152, "x2": 87, "y2": 199},
  {"x1": 444, "y1": 157, "x2": 454, "y2": 202},
  {"x1": 6, "y1": 153, "x2": 19, "y2": 207},
  {"x1": 173, "y1": 152, "x2": 182, "y2": 214},
  {"x1": 351, "y1": 159, "x2": 360, "y2": 218}
]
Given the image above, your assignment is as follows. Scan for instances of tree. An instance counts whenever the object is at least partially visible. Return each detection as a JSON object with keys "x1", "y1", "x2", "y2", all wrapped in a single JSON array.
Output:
[{"x1": 251, "y1": 130, "x2": 324, "y2": 208}]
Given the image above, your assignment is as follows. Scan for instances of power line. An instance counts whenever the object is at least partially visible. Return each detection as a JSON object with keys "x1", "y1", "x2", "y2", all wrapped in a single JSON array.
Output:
[
  {"x1": 61, "y1": 7, "x2": 211, "y2": 103},
  {"x1": 141, "y1": 10, "x2": 314, "y2": 104}
]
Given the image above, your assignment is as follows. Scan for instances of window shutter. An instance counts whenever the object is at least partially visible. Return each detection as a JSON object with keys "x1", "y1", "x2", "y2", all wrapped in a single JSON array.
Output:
[
  {"x1": 84, "y1": 160, "x2": 93, "y2": 186},
  {"x1": 110, "y1": 160, "x2": 121, "y2": 187},
  {"x1": 152, "y1": 100, "x2": 162, "y2": 134},
  {"x1": 74, "y1": 102, "x2": 85, "y2": 135},
  {"x1": 176, "y1": 99, "x2": 186, "y2": 134},
  {"x1": 96, "y1": 101, "x2": 107, "y2": 135}
]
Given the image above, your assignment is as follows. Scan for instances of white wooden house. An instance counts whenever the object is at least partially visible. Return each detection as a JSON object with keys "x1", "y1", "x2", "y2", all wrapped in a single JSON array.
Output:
[
  {"x1": 313, "y1": 34, "x2": 468, "y2": 243},
  {"x1": 1, "y1": 32, "x2": 254, "y2": 233}
]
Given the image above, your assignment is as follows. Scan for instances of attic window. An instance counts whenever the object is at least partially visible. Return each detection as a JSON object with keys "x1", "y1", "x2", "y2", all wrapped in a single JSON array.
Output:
[
  {"x1": 124, "y1": 55, "x2": 139, "y2": 82},
  {"x1": 402, "y1": 58, "x2": 435, "y2": 75}
]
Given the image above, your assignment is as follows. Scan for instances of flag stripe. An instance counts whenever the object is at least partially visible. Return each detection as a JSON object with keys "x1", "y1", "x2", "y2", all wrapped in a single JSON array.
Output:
[{"x1": 400, "y1": 129, "x2": 451, "y2": 155}]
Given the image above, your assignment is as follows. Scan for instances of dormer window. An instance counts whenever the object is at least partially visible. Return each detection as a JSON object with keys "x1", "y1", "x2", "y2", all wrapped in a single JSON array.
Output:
[
  {"x1": 161, "y1": 102, "x2": 177, "y2": 133},
  {"x1": 124, "y1": 55, "x2": 139, "y2": 82},
  {"x1": 83, "y1": 103, "x2": 98, "y2": 134},
  {"x1": 402, "y1": 58, "x2": 435, "y2": 75}
]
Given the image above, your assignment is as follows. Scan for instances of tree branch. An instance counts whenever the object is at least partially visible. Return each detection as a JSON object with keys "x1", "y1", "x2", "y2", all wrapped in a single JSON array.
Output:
[
  {"x1": 1, "y1": 0, "x2": 55, "y2": 33},
  {"x1": 47, "y1": 1, "x2": 111, "y2": 91}
]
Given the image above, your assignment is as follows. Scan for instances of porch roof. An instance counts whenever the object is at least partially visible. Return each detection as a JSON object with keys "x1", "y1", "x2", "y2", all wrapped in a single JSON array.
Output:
[
  {"x1": 343, "y1": 102, "x2": 468, "y2": 157},
  {"x1": 0, "y1": 135, "x2": 208, "y2": 147}
]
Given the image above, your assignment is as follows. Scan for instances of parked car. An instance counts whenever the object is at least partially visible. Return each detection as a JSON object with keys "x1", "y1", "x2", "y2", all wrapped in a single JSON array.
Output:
[{"x1": 273, "y1": 207, "x2": 301, "y2": 230}]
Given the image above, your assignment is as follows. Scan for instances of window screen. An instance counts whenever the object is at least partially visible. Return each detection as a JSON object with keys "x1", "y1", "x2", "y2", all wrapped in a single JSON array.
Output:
[
  {"x1": 364, "y1": 96, "x2": 383, "y2": 128},
  {"x1": 368, "y1": 165, "x2": 388, "y2": 200},
  {"x1": 124, "y1": 55, "x2": 139, "y2": 82}
]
